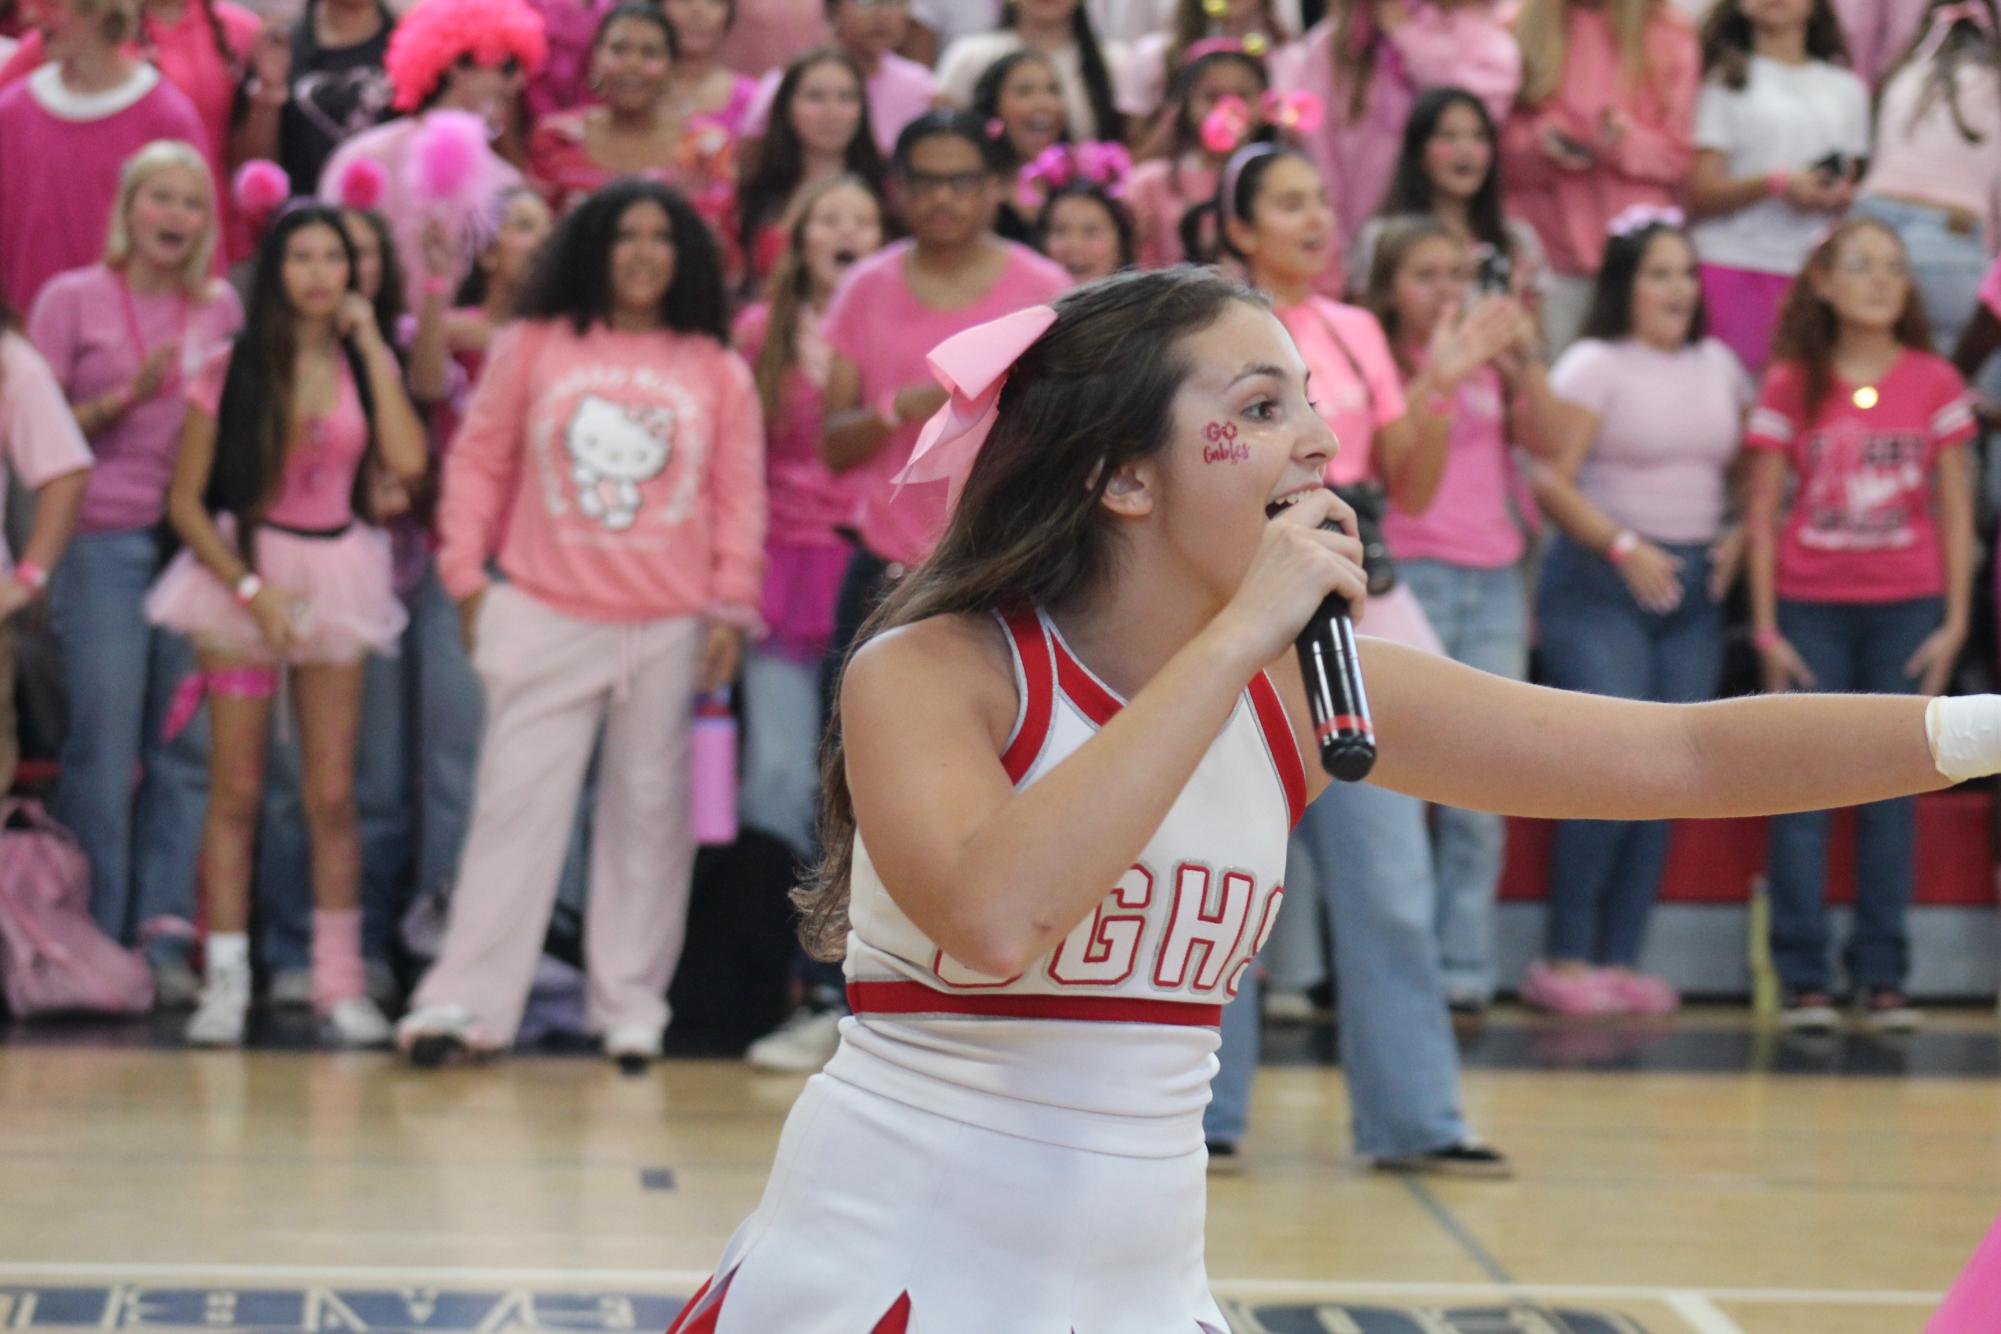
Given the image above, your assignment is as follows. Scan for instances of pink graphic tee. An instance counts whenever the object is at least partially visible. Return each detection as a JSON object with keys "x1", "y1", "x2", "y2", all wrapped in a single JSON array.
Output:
[{"x1": 1746, "y1": 351, "x2": 1975, "y2": 603}]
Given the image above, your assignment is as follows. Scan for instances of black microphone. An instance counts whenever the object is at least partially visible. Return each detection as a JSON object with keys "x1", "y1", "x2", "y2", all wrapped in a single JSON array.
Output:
[{"x1": 1295, "y1": 521, "x2": 1376, "y2": 782}]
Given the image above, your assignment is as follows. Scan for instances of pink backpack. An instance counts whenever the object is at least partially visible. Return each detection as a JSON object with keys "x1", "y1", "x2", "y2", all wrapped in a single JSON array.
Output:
[{"x1": 0, "y1": 799, "x2": 153, "y2": 1017}]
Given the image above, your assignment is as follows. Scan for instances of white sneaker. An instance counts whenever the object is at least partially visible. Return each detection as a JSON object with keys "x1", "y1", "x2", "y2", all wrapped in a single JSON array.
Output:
[
  {"x1": 745, "y1": 1007, "x2": 843, "y2": 1073},
  {"x1": 397, "y1": 1004, "x2": 486, "y2": 1068},
  {"x1": 322, "y1": 996, "x2": 393, "y2": 1047},
  {"x1": 186, "y1": 967, "x2": 251, "y2": 1047},
  {"x1": 603, "y1": 1023, "x2": 661, "y2": 1074}
]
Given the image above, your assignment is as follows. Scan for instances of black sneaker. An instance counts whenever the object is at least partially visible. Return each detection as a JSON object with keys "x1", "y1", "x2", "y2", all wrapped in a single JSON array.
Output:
[
  {"x1": 1861, "y1": 989, "x2": 1922, "y2": 1033},
  {"x1": 1779, "y1": 990, "x2": 1839, "y2": 1032},
  {"x1": 1374, "y1": 1140, "x2": 1513, "y2": 1180}
]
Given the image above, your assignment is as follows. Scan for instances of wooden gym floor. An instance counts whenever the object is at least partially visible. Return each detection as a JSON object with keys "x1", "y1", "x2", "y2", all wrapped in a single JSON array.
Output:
[{"x1": 2, "y1": 1008, "x2": 1995, "y2": 1333}]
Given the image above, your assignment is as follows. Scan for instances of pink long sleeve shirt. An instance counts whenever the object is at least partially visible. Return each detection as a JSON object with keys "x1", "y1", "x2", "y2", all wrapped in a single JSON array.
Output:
[
  {"x1": 1499, "y1": 4, "x2": 1699, "y2": 278},
  {"x1": 1270, "y1": 2, "x2": 1521, "y2": 250},
  {"x1": 437, "y1": 320, "x2": 767, "y2": 626}
]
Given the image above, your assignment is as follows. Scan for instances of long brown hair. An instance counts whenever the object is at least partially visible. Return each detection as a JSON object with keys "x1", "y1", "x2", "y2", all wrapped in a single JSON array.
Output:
[
  {"x1": 750, "y1": 173, "x2": 883, "y2": 423},
  {"x1": 1769, "y1": 218, "x2": 1934, "y2": 426},
  {"x1": 1698, "y1": 0, "x2": 1848, "y2": 89},
  {"x1": 1362, "y1": 216, "x2": 1459, "y2": 378},
  {"x1": 795, "y1": 266, "x2": 1265, "y2": 959},
  {"x1": 1514, "y1": 0, "x2": 1663, "y2": 106},
  {"x1": 1880, "y1": 0, "x2": 2001, "y2": 145}
]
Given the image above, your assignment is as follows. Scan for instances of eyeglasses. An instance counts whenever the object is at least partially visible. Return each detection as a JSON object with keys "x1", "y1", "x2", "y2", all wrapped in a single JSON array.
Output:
[
  {"x1": 847, "y1": 0, "x2": 908, "y2": 7},
  {"x1": 901, "y1": 169, "x2": 989, "y2": 197}
]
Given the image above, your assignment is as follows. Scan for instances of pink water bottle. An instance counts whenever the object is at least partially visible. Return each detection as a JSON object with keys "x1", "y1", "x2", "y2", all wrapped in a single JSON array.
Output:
[{"x1": 691, "y1": 689, "x2": 738, "y2": 846}]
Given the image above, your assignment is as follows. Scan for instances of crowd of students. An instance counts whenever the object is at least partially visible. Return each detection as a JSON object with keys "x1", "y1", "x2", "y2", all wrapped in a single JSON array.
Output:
[{"x1": 0, "y1": 0, "x2": 1997, "y2": 1176}]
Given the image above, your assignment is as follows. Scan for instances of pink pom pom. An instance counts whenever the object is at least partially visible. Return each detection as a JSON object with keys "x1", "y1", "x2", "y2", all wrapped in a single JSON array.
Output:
[
  {"x1": 335, "y1": 157, "x2": 387, "y2": 212},
  {"x1": 408, "y1": 110, "x2": 486, "y2": 206},
  {"x1": 232, "y1": 160, "x2": 290, "y2": 218}
]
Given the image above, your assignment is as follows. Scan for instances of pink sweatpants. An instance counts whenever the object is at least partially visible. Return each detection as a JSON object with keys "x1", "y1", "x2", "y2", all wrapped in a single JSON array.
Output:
[{"x1": 410, "y1": 583, "x2": 706, "y2": 1047}]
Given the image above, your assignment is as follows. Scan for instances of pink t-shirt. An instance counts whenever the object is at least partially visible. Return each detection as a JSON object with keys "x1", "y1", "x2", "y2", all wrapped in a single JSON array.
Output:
[
  {"x1": 0, "y1": 65, "x2": 209, "y2": 313},
  {"x1": 732, "y1": 301, "x2": 858, "y2": 549},
  {"x1": 0, "y1": 330, "x2": 96, "y2": 570},
  {"x1": 1382, "y1": 363, "x2": 1525, "y2": 568},
  {"x1": 1273, "y1": 295, "x2": 1406, "y2": 486},
  {"x1": 29, "y1": 265, "x2": 242, "y2": 534},
  {"x1": 742, "y1": 50, "x2": 937, "y2": 156},
  {"x1": 189, "y1": 344, "x2": 370, "y2": 531},
  {"x1": 438, "y1": 320, "x2": 767, "y2": 624},
  {"x1": 823, "y1": 239, "x2": 1071, "y2": 568},
  {"x1": 1859, "y1": 56, "x2": 2001, "y2": 247},
  {"x1": 1549, "y1": 337, "x2": 1750, "y2": 544},
  {"x1": 1746, "y1": 352, "x2": 1976, "y2": 604}
]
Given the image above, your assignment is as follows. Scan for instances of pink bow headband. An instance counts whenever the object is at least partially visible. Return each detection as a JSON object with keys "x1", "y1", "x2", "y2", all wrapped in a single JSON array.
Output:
[
  {"x1": 1182, "y1": 33, "x2": 1271, "y2": 65},
  {"x1": 893, "y1": 304, "x2": 1060, "y2": 512},
  {"x1": 1607, "y1": 202, "x2": 1685, "y2": 238},
  {"x1": 1019, "y1": 141, "x2": 1133, "y2": 204}
]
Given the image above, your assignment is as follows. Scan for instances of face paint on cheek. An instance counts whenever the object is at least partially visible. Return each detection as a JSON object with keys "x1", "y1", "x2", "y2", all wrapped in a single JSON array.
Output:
[{"x1": 1201, "y1": 419, "x2": 1248, "y2": 464}]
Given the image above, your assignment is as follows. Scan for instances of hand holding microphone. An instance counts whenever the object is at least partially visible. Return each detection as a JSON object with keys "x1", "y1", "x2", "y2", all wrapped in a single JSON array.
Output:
[{"x1": 1221, "y1": 489, "x2": 1377, "y2": 781}]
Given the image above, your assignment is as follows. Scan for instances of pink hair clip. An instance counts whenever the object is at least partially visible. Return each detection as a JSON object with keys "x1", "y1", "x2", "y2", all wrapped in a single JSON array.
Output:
[
  {"x1": 895, "y1": 304, "x2": 1060, "y2": 514},
  {"x1": 1201, "y1": 94, "x2": 1253, "y2": 155},
  {"x1": 1262, "y1": 90, "x2": 1323, "y2": 137},
  {"x1": 1607, "y1": 202, "x2": 1685, "y2": 238}
]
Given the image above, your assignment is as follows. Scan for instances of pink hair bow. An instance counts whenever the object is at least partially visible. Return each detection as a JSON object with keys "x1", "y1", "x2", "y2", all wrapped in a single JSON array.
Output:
[
  {"x1": 894, "y1": 304, "x2": 1060, "y2": 511},
  {"x1": 1019, "y1": 141, "x2": 1133, "y2": 204},
  {"x1": 1262, "y1": 90, "x2": 1323, "y2": 137}
]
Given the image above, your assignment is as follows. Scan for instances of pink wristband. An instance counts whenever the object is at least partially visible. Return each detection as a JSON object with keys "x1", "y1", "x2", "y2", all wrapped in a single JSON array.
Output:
[
  {"x1": 423, "y1": 275, "x2": 450, "y2": 298},
  {"x1": 876, "y1": 389, "x2": 902, "y2": 430},
  {"x1": 1767, "y1": 169, "x2": 1791, "y2": 200},
  {"x1": 13, "y1": 560, "x2": 47, "y2": 593},
  {"x1": 1752, "y1": 627, "x2": 1784, "y2": 652},
  {"x1": 1605, "y1": 530, "x2": 1639, "y2": 567}
]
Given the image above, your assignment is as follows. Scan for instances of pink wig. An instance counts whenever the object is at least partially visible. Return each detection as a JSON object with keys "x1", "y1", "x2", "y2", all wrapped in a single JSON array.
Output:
[{"x1": 385, "y1": 0, "x2": 547, "y2": 113}]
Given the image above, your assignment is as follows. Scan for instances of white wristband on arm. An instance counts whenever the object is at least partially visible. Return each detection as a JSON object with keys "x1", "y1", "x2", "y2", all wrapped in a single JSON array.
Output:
[{"x1": 1925, "y1": 696, "x2": 2001, "y2": 782}]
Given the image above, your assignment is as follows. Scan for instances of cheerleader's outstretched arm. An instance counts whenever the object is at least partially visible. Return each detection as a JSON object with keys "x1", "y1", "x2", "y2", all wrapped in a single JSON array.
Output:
[{"x1": 1351, "y1": 639, "x2": 1966, "y2": 820}]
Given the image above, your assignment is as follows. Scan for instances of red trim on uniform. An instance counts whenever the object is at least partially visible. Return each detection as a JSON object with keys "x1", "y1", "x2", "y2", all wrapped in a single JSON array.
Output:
[
  {"x1": 1043, "y1": 619, "x2": 1125, "y2": 726},
  {"x1": 998, "y1": 605, "x2": 1055, "y2": 783},
  {"x1": 1315, "y1": 715, "x2": 1373, "y2": 741},
  {"x1": 665, "y1": 1269, "x2": 732, "y2": 1333},
  {"x1": 848, "y1": 979, "x2": 1222, "y2": 1026},
  {"x1": 1248, "y1": 671, "x2": 1307, "y2": 828},
  {"x1": 872, "y1": 1293, "x2": 913, "y2": 1333}
]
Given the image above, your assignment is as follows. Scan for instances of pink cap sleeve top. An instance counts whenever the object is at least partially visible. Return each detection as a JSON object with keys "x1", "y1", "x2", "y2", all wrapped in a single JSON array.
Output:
[
  {"x1": 823, "y1": 240, "x2": 1073, "y2": 569},
  {"x1": 1745, "y1": 352, "x2": 1976, "y2": 604},
  {"x1": 1548, "y1": 336, "x2": 1750, "y2": 546},
  {"x1": 0, "y1": 330, "x2": 95, "y2": 568},
  {"x1": 28, "y1": 265, "x2": 243, "y2": 534},
  {"x1": 1381, "y1": 363, "x2": 1527, "y2": 569}
]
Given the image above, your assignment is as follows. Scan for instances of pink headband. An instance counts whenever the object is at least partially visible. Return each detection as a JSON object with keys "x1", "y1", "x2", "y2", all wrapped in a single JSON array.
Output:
[
  {"x1": 1182, "y1": 33, "x2": 1271, "y2": 64},
  {"x1": 1912, "y1": 0, "x2": 1995, "y2": 65},
  {"x1": 1607, "y1": 202, "x2": 1684, "y2": 238},
  {"x1": 1218, "y1": 141, "x2": 1280, "y2": 219},
  {"x1": 1019, "y1": 141, "x2": 1133, "y2": 203},
  {"x1": 894, "y1": 304, "x2": 1060, "y2": 512}
]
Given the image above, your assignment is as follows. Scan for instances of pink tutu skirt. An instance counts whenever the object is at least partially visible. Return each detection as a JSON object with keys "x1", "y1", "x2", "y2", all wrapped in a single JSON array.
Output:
[{"x1": 145, "y1": 518, "x2": 407, "y2": 665}]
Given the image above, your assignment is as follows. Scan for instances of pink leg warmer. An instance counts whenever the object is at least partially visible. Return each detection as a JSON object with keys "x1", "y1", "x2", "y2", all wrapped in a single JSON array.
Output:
[{"x1": 311, "y1": 907, "x2": 366, "y2": 1009}]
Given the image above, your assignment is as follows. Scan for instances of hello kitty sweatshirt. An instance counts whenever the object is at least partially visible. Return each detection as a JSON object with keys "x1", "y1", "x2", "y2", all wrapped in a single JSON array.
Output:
[{"x1": 438, "y1": 319, "x2": 767, "y2": 625}]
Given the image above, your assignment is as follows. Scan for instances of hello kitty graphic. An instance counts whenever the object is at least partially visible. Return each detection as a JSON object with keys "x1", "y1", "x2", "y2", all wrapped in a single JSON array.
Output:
[{"x1": 565, "y1": 396, "x2": 673, "y2": 531}]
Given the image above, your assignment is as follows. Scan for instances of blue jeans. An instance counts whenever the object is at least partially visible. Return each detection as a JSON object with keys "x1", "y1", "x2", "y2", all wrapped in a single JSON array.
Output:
[
  {"x1": 257, "y1": 649, "x2": 415, "y2": 970},
  {"x1": 1207, "y1": 780, "x2": 1469, "y2": 1157},
  {"x1": 1854, "y1": 196, "x2": 1992, "y2": 356},
  {"x1": 49, "y1": 528, "x2": 209, "y2": 963},
  {"x1": 1536, "y1": 536, "x2": 1723, "y2": 966},
  {"x1": 739, "y1": 648, "x2": 823, "y2": 861},
  {"x1": 1767, "y1": 596, "x2": 1943, "y2": 994},
  {"x1": 1399, "y1": 559, "x2": 1529, "y2": 1002}
]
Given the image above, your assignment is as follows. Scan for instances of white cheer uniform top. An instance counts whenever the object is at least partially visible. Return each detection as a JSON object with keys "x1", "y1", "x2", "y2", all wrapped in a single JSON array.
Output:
[{"x1": 825, "y1": 606, "x2": 1305, "y2": 1157}]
